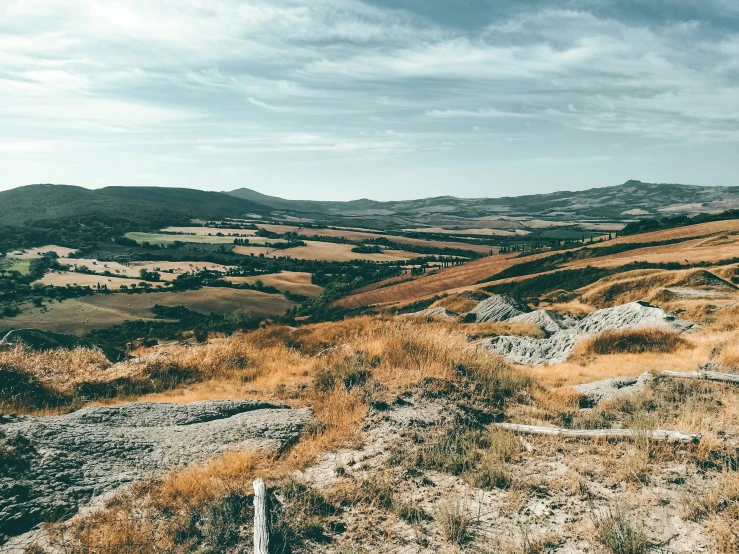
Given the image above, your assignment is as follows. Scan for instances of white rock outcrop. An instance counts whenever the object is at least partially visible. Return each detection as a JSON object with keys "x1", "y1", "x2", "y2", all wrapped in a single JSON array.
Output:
[
  {"x1": 467, "y1": 294, "x2": 528, "y2": 323},
  {"x1": 479, "y1": 301, "x2": 695, "y2": 365}
]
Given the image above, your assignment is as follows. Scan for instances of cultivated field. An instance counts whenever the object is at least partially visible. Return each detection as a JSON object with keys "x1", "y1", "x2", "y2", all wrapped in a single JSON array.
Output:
[
  {"x1": 129, "y1": 261, "x2": 237, "y2": 275},
  {"x1": 570, "y1": 234, "x2": 739, "y2": 268},
  {"x1": 3, "y1": 287, "x2": 293, "y2": 335},
  {"x1": 225, "y1": 271, "x2": 323, "y2": 297},
  {"x1": 35, "y1": 271, "x2": 166, "y2": 289},
  {"x1": 335, "y1": 252, "x2": 555, "y2": 308},
  {"x1": 125, "y1": 232, "x2": 283, "y2": 246},
  {"x1": 161, "y1": 226, "x2": 257, "y2": 236},
  {"x1": 234, "y1": 240, "x2": 417, "y2": 262},
  {"x1": 256, "y1": 224, "x2": 496, "y2": 254},
  {"x1": 403, "y1": 226, "x2": 527, "y2": 236},
  {"x1": 7, "y1": 245, "x2": 77, "y2": 258},
  {"x1": 339, "y1": 221, "x2": 739, "y2": 309},
  {"x1": 0, "y1": 259, "x2": 30, "y2": 275},
  {"x1": 592, "y1": 219, "x2": 739, "y2": 245}
]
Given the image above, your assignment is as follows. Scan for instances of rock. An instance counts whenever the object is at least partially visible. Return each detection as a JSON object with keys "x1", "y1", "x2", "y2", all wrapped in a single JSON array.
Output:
[
  {"x1": 0, "y1": 400, "x2": 312, "y2": 543},
  {"x1": 400, "y1": 307, "x2": 457, "y2": 319},
  {"x1": 508, "y1": 309, "x2": 574, "y2": 333},
  {"x1": 467, "y1": 294, "x2": 529, "y2": 323},
  {"x1": 574, "y1": 372, "x2": 655, "y2": 406},
  {"x1": 480, "y1": 301, "x2": 695, "y2": 365}
]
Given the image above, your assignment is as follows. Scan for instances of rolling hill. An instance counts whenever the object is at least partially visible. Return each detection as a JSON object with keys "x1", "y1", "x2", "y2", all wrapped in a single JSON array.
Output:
[
  {"x1": 228, "y1": 180, "x2": 739, "y2": 228},
  {"x1": 0, "y1": 184, "x2": 270, "y2": 226}
]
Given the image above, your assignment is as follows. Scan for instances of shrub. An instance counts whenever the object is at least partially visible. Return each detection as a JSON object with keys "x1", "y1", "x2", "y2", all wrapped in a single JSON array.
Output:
[
  {"x1": 592, "y1": 505, "x2": 648, "y2": 554},
  {"x1": 585, "y1": 329, "x2": 690, "y2": 356},
  {"x1": 435, "y1": 496, "x2": 472, "y2": 545}
]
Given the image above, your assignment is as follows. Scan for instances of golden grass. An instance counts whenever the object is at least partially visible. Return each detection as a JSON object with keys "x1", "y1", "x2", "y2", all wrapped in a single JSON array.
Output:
[
  {"x1": 225, "y1": 271, "x2": 323, "y2": 297},
  {"x1": 37, "y1": 315, "x2": 534, "y2": 553},
  {"x1": 528, "y1": 330, "x2": 721, "y2": 389},
  {"x1": 570, "y1": 235, "x2": 739, "y2": 269},
  {"x1": 714, "y1": 339, "x2": 739, "y2": 371},
  {"x1": 234, "y1": 240, "x2": 416, "y2": 262},
  {"x1": 335, "y1": 251, "x2": 558, "y2": 309},
  {"x1": 577, "y1": 329, "x2": 692, "y2": 356},
  {"x1": 431, "y1": 290, "x2": 489, "y2": 314},
  {"x1": 590, "y1": 220, "x2": 739, "y2": 246},
  {"x1": 578, "y1": 268, "x2": 736, "y2": 307}
]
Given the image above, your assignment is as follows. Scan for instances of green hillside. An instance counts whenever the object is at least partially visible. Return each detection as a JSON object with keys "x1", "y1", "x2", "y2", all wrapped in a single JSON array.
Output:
[{"x1": 0, "y1": 184, "x2": 270, "y2": 226}]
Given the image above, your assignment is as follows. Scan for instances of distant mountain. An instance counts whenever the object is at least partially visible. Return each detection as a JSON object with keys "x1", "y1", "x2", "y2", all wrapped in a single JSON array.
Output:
[
  {"x1": 0, "y1": 184, "x2": 270, "y2": 227},
  {"x1": 227, "y1": 181, "x2": 739, "y2": 228}
]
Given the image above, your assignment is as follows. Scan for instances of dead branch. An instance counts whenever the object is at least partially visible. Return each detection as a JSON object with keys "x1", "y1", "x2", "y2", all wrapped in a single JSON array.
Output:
[{"x1": 494, "y1": 423, "x2": 701, "y2": 443}]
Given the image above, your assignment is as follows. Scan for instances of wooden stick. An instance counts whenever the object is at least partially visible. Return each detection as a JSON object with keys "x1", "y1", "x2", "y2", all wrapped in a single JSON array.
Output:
[
  {"x1": 253, "y1": 478, "x2": 268, "y2": 554},
  {"x1": 662, "y1": 370, "x2": 739, "y2": 384},
  {"x1": 494, "y1": 423, "x2": 701, "y2": 443}
]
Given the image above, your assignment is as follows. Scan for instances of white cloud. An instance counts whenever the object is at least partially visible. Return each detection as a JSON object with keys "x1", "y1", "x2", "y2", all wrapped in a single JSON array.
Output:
[
  {"x1": 0, "y1": 0, "x2": 737, "y2": 193},
  {"x1": 427, "y1": 108, "x2": 533, "y2": 119}
]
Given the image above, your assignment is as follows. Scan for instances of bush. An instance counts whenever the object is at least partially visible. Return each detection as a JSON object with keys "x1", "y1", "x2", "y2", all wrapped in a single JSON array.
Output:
[
  {"x1": 592, "y1": 505, "x2": 648, "y2": 554},
  {"x1": 435, "y1": 496, "x2": 472, "y2": 545},
  {"x1": 586, "y1": 329, "x2": 690, "y2": 356}
]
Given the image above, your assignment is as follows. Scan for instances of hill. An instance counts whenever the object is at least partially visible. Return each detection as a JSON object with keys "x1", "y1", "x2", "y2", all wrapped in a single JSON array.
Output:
[
  {"x1": 0, "y1": 184, "x2": 270, "y2": 226},
  {"x1": 228, "y1": 180, "x2": 739, "y2": 228}
]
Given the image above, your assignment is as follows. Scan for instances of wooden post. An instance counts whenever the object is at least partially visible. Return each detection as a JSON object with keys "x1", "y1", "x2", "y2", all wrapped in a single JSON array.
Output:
[{"x1": 253, "y1": 478, "x2": 268, "y2": 554}]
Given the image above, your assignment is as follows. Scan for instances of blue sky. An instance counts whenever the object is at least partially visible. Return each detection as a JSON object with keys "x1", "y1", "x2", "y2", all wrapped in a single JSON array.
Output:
[{"x1": 1, "y1": 0, "x2": 738, "y2": 200}]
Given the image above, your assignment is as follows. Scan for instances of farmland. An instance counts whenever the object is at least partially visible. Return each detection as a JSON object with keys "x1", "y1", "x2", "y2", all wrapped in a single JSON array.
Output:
[
  {"x1": 225, "y1": 271, "x2": 323, "y2": 297},
  {"x1": 336, "y1": 219, "x2": 739, "y2": 309},
  {"x1": 161, "y1": 226, "x2": 257, "y2": 236},
  {"x1": 125, "y1": 232, "x2": 282, "y2": 246},
  {"x1": 5, "y1": 182, "x2": 739, "y2": 553},
  {"x1": 234, "y1": 240, "x2": 417, "y2": 262},
  {"x1": 4, "y1": 288, "x2": 293, "y2": 335},
  {"x1": 256, "y1": 224, "x2": 496, "y2": 253},
  {"x1": 35, "y1": 271, "x2": 166, "y2": 289}
]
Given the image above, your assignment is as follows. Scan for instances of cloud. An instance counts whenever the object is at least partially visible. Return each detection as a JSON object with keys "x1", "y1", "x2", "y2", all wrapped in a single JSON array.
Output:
[
  {"x1": 427, "y1": 108, "x2": 533, "y2": 119},
  {"x1": 0, "y1": 0, "x2": 738, "y2": 193}
]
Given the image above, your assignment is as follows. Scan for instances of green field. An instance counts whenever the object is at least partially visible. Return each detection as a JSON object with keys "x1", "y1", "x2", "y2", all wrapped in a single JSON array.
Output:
[
  {"x1": 124, "y1": 232, "x2": 285, "y2": 246},
  {"x1": 0, "y1": 258, "x2": 31, "y2": 275}
]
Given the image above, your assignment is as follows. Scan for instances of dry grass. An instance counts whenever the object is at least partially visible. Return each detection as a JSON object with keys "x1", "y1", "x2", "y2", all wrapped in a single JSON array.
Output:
[
  {"x1": 578, "y1": 268, "x2": 735, "y2": 307},
  {"x1": 431, "y1": 290, "x2": 490, "y2": 314},
  {"x1": 34, "y1": 315, "x2": 535, "y2": 553},
  {"x1": 714, "y1": 338, "x2": 739, "y2": 371},
  {"x1": 335, "y1": 251, "x2": 558, "y2": 309},
  {"x1": 224, "y1": 271, "x2": 323, "y2": 297},
  {"x1": 577, "y1": 328, "x2": 692, "y2": 356},
  {"x1": 36, "y1": 271, "x2": 167, "y2": 288},
  {"x1": 589, "y1": 220, "x2": 739, "y2": 246},
  {"x1": 258, "y1": 223, "x2": 496, "y2": 253},
  {"x1": 571, "y1": 234, "x2": 739, "y2": 269},
  {"x1": 234, "y1": 240, "x2": 416, "y2": 262},
  {"x1": 434, "y1": 495, "x2": 472, "y2": 545}
]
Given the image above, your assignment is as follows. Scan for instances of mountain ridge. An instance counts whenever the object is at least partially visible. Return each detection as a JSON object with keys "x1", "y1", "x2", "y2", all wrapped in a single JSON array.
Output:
[{"x1": 0, "y1": 184, "x2": 270, "y2": 227}]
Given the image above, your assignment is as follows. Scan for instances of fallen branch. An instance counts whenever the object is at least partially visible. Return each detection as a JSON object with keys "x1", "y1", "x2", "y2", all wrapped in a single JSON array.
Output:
[
  {"x1": 494, "y1": 423, "x2": 701, "y2": 444},
  {"x1": 662, "y1": 370, "x2": 739, "y2": 384}
]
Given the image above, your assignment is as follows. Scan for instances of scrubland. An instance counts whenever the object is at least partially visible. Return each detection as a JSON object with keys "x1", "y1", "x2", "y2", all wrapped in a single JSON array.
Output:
[
  {"x1": 4, "y1": 292, "x2": 739, "y2": 553},
  {"x1": 7, "y1": 224, "x2": 739, "y2": 553}
]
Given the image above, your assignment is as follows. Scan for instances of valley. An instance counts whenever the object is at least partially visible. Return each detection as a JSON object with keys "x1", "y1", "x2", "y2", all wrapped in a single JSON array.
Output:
[{"x1": 3, "y1": 181, "x2": 739, "y2": 553}]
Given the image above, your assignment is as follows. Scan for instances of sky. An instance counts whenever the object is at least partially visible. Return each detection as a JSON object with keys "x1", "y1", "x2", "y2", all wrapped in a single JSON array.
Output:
[{"x1": 1, "y1": 0, "x2": 738, "y2": 201}]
